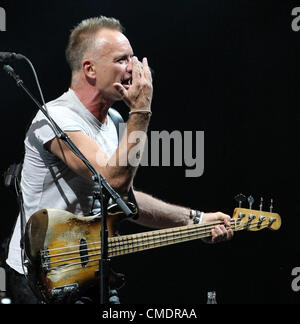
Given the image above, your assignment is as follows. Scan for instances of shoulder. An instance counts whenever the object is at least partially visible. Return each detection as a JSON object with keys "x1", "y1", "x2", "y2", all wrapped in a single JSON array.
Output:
[{"x1": 108, "y1": 108, "x2": 124, "y2": 123}]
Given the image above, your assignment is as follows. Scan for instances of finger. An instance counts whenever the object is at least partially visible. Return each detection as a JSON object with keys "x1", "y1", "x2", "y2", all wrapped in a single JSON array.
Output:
[
  {"x1": 219, "y1": 225, "x2": 233, "y2": 241},
  {"x1": 211, "y1": 226, "x2": 223, "y2": 243},
  {"x1": 211, "y1": 229, "x2": 217, "y2": 243},
  {"x1": 224, "y1": 216, "x2": 232, "y2": 228},
  {"x1": 142, "y1": 57, "x2": 152, "y2": 82},
  {"x1": 216, "y1": 212, "x2": 231, "y2": 227},
  {"x1": 113, "y1": 83, "x2": 131, "y2": 107},
  {"x1": 212, "y1": 225, "x2": 228, "y2": 243},
  {"x1": 132, "y1": 56, "x2": 142, "y2": 81},
  {"x1": 219, "y1": 225, "x2": 228, "y2": 239},
  {"x1": 227, "y1": 228, "x2": 234, "y2": 240},
  {"x1": 113, "y1": 83, "x2": 128, "y2": 98}
]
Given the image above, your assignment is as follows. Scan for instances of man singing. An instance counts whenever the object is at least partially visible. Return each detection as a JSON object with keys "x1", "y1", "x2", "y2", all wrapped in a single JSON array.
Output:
[{"x1": 6, "y1": 16, "x2": 233, "y2": 304}]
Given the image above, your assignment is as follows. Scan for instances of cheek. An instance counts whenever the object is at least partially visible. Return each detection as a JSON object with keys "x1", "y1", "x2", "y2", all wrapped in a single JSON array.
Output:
[
  {"x1": 96, "y1": 64, "x2": 125, "y2": 89},
  {"x1": 114, "y1": 65, "x2": 126, "y2": 79},
  {"x1": 97, "y1": 68, "x2": 114, "y2": 86}
]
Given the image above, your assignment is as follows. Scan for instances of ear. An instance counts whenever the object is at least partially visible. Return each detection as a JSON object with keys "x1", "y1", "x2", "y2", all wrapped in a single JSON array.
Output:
[{"x1": 82, "y1": 60, "x2": 96, "y2": 79}]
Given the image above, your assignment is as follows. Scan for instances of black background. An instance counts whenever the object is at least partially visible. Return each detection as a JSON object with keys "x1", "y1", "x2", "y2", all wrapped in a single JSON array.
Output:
[{"x1": 0, "y1": 0, "x2": 299, "y2": 304}]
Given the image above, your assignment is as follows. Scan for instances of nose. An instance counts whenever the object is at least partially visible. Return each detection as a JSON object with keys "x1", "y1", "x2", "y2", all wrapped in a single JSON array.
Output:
[
  {"x1": 126, "y1": 57, "x2": 144, "y2": 73},
  {"x1": 126, "y1": 57, "x2": 133, "y2": 73}
]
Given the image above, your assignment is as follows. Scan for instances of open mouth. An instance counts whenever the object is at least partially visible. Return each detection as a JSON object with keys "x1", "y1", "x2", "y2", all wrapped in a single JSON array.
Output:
[{"x1": 121, "y1": 78, "x2": 132, "y2": 90}]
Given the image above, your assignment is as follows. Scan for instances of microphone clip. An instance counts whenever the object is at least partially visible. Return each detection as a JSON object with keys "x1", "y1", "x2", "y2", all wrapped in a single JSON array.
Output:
[
  {"x1": 3, "y1": 64, "x2": 23, "y2": 86},
  {"x1": 0, "y1": 52, "x2": 23, "y2": 64}
]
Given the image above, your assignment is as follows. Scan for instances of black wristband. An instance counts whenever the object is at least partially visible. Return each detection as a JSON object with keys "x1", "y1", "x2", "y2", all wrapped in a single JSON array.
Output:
[{"x1": 193, "y1": 210, "x2": 203, "y2": 224}]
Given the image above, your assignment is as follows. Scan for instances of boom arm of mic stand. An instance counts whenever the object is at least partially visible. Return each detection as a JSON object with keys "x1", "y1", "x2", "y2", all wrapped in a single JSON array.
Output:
[{"x1": 3, "y1": 64, "x2": 133, "y2": 305}]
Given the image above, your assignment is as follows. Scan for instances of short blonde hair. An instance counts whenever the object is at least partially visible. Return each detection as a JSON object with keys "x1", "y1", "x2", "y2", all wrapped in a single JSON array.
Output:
[{"x1": 65, "y1": 16, "x2": 124, "y2": 72}]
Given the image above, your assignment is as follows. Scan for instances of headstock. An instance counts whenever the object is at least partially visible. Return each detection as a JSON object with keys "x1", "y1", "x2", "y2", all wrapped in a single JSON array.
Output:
[
  {"x1": 232, "y1": 194, "x2": 281, "y2": 231},
  {"x1": 232, "y1": 208, "x2": 281, "y2": 231}
]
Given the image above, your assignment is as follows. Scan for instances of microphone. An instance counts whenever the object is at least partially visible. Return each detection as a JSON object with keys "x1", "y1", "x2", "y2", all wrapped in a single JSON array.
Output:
[{"x1": 0, "y1": 52, "x2": 24, "y2": 63}]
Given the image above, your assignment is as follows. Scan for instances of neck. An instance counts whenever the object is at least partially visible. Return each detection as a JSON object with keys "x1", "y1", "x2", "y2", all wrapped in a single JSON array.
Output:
[{"x1": 71, "y1": 81, "x2": 113, "y2": 124}]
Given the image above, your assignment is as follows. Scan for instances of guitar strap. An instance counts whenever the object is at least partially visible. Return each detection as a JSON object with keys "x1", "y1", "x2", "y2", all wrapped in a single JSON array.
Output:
[
  {"x1": 4, "y1": 161, "x2": 27, "y2": 260},
  {"x1": 108, "y1": 108, "x2": 140, "y2": 220}
]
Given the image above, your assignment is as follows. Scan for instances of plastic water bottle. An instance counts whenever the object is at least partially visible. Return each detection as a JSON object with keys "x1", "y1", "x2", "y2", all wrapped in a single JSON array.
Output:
[
  {"x1": 0, "y1": 292, "x2": 11, "y2": 304},
  {"x1": 1, "y1": 296, "x2": 12, "y2": 304},
  {"x1": 207, "y1": 291, "x2": 217, "y2": 304}
]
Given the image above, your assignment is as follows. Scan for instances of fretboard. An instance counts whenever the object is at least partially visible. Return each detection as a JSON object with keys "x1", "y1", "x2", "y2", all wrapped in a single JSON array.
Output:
[{"x1": 107, "y1": 220, "x2": 241, "y2": 258}]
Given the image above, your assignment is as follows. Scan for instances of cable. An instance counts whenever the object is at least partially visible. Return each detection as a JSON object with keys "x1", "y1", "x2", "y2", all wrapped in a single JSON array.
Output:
[{"x1": 20, "y1": 55, "x2": 47, "y2": 109}]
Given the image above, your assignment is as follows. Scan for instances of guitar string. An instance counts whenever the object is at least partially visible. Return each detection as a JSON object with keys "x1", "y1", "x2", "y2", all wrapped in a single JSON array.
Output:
[
  {"x1": 45, "y1": 221, "x2": 270, "y2": 269},
  {"x1": 46, "y1": 222, "x2": 265, "y2": 271},
  {"x1": 46, "y1": 228, "x2": 230, "y2": 269},
  {"x1": 46, "y1": 228, "x2": 215, "y2": 266},
  {"x1": 41, "y1": 218, "x2": 256, "y2": 254},
  {"x1": 42, "y1": 219, "x2": 240, "y2": 258},
  {"x1": 42, "y1": 218, "x2": 272, "y2": 260}
]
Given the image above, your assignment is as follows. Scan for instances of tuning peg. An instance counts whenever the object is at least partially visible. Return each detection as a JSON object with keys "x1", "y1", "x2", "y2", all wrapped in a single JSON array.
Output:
[
  {"x1": 234, "y1": 193, "x2": 247, "y2": 208},
  {"x1": 269, "y1": 198, "x2": 273, "y2": 212},
  {"x1": 247, "y1": 196, "x2": 254, "y2": 209},
  {"x1": 259, "y1": 197, "x2": 263, "y2": 211}
]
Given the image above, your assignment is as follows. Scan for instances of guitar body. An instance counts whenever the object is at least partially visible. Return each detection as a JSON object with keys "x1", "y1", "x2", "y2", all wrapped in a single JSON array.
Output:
[{"x1": 24, "y1": 207, "x2": 126, "y2": 304}]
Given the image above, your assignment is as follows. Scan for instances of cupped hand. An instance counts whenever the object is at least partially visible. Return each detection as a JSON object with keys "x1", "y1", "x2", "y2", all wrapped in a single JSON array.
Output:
[
  {"x1": 201, "y1": 211, "x2": 234, "y2": 244},
  {"x1": 113, "y1": 57, "x2": 153, "y2": 111}
]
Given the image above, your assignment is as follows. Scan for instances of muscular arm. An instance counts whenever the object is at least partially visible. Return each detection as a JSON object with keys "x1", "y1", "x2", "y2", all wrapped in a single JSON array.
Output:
[
  {"x1": 132, "y1": 190, "x2": 234, "y2": 243},
  {"x1": 46, "y1": 112, "x2": 150, "y2": 195},
  {"x1": 132, "y1": 190, "x2": 192, "y2": 229}
]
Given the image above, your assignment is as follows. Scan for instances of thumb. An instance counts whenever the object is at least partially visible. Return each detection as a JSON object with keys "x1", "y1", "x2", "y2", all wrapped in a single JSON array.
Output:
[{"x1": 113, "y1": 83, "x2": 128, "y2": 99}]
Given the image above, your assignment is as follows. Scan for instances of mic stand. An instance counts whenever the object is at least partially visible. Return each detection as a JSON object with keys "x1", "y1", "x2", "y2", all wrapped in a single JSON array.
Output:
[{"x1": 3, "y1": 64, "x2": 133, "y2": 304}]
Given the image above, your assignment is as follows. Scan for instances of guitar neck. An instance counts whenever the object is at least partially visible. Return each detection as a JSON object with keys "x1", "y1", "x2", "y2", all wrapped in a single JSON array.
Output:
[{"x1": 107, "y1": 219, "x2": 247, "y2": 258}]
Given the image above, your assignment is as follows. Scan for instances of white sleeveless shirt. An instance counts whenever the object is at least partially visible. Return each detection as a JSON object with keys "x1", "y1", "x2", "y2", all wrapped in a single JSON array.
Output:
[{"x1": 7, "y1": 89, "x2": 118, "y2": 274}]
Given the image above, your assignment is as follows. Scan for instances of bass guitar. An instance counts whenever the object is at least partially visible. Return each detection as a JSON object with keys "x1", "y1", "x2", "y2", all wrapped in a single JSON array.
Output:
[{"x1": 24, "y1": 203, "x2": 281, "y2": 303}]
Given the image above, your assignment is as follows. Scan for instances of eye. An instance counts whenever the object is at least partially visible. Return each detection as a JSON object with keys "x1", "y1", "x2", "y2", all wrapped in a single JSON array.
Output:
[
  {"x1": 117, "y1": 57, "x2": 127, "y2": 64},
  {"x1": 117, "y1": 55, "x2": 134, "y2": 64}
]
